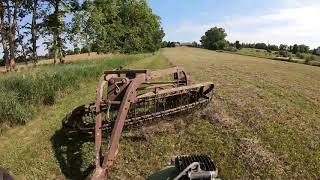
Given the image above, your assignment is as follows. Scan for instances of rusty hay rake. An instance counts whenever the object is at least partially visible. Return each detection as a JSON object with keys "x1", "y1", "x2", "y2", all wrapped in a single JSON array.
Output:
[{"x1": 63, "y1": 66, "x2": 214, "y2": 179}]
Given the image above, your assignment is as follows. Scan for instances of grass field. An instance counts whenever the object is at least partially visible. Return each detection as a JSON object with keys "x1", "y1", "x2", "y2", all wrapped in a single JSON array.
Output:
[
  {"x1": 0, "y1": 47, "x2": 320, "y2": 179},
  {"x1": 236, "y1": 48, "x2": 278, "y2": 59},
  {"x1": 234, "y1": 48, "x2": 320, "y2": 66},
  {"x1": 0, "y1": 53, "x2": 112, "y2": 73}
]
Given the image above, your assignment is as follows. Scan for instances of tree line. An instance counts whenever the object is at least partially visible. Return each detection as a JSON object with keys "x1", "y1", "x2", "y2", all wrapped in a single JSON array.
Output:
[
  {"x1": 0, "y1": 0, "x2": 164, "y2": 71},
  {"x1": 200, "y1": 27, "x2": 320, "y2": 56}
]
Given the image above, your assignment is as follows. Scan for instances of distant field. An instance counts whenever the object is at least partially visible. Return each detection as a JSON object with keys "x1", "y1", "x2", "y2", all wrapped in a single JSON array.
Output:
[
  {"x1": 0, "y1": 47, "x2": 319, "y2": 179},
  {"x1": 234, "y1": 48, "x2": 320, "y2": 66},
  {"x1": 0, "y1": 52, "x2": 112, "y2": 73},
  {"x1": 236, "y1": 48, "x2": 277, "y2": 59}
]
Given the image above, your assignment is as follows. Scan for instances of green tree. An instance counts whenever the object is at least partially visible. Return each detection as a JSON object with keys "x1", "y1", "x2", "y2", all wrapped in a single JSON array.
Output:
[
  {"x1": 161, "y1": 41, "x2": 168, "y2": 48},
  {"x1": 0, "y1": 0, "x2": 10, "y2": 70},
  {"x1": 200, "y1": 27, "x2": 227, "y2": 50},
  {"x1": 192, "y1": 41, "x2": 199, "y2": 48},
  {"x1": 268, "y1": 44, "x2": 279, "y2": 51},
  {"x1": 68, "y1": 0, "x2": 94, "y2": 55},
  {"x1": 235, "y1": 40, "x2": 241, "y2": 49},
  {"x1": 279, "y1": 44, "x2": 288, "y2": 51},
  {"x1": 292, "y1": 44, "x2": 298, "y2": 54},
  {"x1": 87, "y1": 0, "x2": 163, "y2": 53},
  {"x1": 24, "y1": 0, "x2": 40, "y2": 64},
  {"x1": 1, "y1": 0, "x2": 25, "y2": 71},
  {"x1": 298, "y1": 44, "x2": 310, "y2": 53},
  {"x1": 42, "y1": 0, "x2": 77, "y2": 64},
  {"x1": 255, "y1": 43, "x2": 267, "y2": 50}
]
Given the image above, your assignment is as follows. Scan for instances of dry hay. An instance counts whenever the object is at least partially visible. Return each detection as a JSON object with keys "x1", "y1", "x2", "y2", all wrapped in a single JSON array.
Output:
[{"x1": 238, "y1": 138, "x2": 285, "y2": 177}]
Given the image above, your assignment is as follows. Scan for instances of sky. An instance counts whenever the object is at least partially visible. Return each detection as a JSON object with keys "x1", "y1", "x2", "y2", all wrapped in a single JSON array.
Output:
[
  {"x1": 1, "y1": 0, "x2": 320, "y2": 58},
  {"x1": 148, "y1": 0, "x2": 320, "y2": 48}
]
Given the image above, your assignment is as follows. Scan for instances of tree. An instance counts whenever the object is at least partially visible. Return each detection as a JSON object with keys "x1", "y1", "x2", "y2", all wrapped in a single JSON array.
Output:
[
  {"x1": 0, "y1": 0, "x2": 27, "y2": 71},
  {"x1": 268, "y1": 44, "x2": 279, "y2": 51},
  {"x1": 288, "y1": 45, "x2": 293, "y2": 52},
  {"x1": 2, "y1": 0, "x2": 24, "y2": 71},
  {"x1": 42, "y1": 0, "x2": 76, "y2": 64},
  {"x1": 0, "y1": 0, "x2": 10, "y2": 71},
  {"x1": 298, "y1": 44, "x2": 309, "y2": 53},
  {"x1": 312, "y1": 47, "x2": 320, "y2": 55},
  {"x1": 16, "y1": 25, "x2": 29, "y2": 63},
  {"x1": 192, "y1": 41, "x2": 199, "y2": 48},
  {"x1": 74, "y1": 47, "x2": 80, "y2": 54},
  {"x1": 28, "y1": 0, "x2": 39, "y2": 64},
  {"x1": 67, "y1": 0, "x2": 93, "y2": 55},
  {"x1": 255, "y1": 43, "x2": 267, "y2": 50},
  {"x1": 200, "y1": 27, "x2": 227, "y2": 50},
  {"x1": 292, "y1": 44, "x2": 310, "y2": 54},
  {"x1": 87, "y1": 0, "x2": 164, "y2": 53},
  {"x1": 279, "y1": 44, "x2": 288, "y2": 51},
  {"x1": 235, "y1": 40, "x2": 241, "y2": 49},
  {"x1": 161, "y1": 41, "x2": 168, "y2": 48},
  {"x1": 292, "y1": 44, "x2": 298, "y2": 54}
]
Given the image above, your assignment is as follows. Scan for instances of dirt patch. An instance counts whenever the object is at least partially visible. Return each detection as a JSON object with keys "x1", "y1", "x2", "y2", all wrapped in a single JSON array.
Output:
[{"x1": 238, "y1": 138, "x2": 285, "y2": 177}]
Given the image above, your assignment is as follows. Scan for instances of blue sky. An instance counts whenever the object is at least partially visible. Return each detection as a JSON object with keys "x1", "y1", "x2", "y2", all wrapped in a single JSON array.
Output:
[
  {"x1": 148, "y1": 0, "x2": 320, "y2": 48},
  {"x1": 1, "y1": 0, "x2": 319, "y2": 57}
]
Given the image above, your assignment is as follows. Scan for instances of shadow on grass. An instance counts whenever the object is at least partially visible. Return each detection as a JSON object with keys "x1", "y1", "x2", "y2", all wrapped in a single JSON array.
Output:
[
  {"x1": 147, "y1": 166, "x2": 176, "y2": 180},
  {"x1": 51, "y1": 128, "x2": 95, "y2": 180}
]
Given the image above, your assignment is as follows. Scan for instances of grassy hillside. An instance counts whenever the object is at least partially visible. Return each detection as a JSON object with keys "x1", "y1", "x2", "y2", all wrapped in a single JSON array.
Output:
[{"x1": 0, "y1": 47, "x2": 319, "y2": 179}]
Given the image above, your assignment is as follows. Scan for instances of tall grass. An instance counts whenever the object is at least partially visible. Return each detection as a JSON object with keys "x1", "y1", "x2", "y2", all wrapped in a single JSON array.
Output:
[{"x1": 0, "y1": 54, "x2": 150, "y2": 132}]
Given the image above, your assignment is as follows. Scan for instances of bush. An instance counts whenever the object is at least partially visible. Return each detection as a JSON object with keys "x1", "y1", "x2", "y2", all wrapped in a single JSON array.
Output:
[
  {"x1": 225, "y1": 46, "x2": 237, "y2": 52},
  {"x1": 74, "y1": 47, "x2": 81, "y2": 54},
  {"x1": 305, "y1": 55, "x2": 315, "y2": 64},
  {"x1": 81, "y1": 46, "x2": 90, "y2": 53},
  {"x1": 0, "y1": 90, "x2": 31, "y2": 127},
  {"x1": 279, "y1": 50, "x2": 288, "y2": 57},
  {"x1": 296, "y1": 52, "x2": 305, "y2": 59},
  {"x1": 310, "y1": 55, "x2": 315, "y2": 61},
  {"x1": 0, "y1": 59, "x2": 4, "y2": 66}
]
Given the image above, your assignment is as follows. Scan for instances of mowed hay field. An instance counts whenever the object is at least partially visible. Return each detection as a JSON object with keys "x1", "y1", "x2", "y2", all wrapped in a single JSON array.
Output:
[
  {"x1": 159, "y1": 47, "x2": 320, "y2": 178},
  {"x1": 0, "y1": 47, "x2": 319, "y2": 179}
]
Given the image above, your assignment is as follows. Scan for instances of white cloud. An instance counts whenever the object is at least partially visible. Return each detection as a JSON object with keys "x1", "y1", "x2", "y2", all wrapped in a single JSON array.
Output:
[{"x1": 165, "y1": 3, "x2": 320, "y2": 48}]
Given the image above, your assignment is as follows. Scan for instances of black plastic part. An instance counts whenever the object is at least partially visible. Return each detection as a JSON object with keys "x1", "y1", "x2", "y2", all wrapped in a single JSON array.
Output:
[{"x1": 174, "y1": 155, "x2": 216, "y2": 180}]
